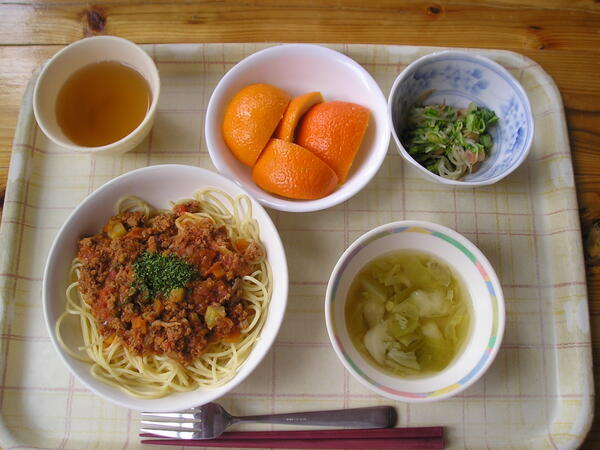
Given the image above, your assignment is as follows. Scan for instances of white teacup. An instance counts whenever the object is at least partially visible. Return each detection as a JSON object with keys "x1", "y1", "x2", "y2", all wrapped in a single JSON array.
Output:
[{"x1": 33, "y1": 36, "x2": 160, "y2": 154}]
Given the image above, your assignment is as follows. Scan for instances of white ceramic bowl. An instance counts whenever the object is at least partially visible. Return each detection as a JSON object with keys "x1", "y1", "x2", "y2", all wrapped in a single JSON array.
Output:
[
  {"x1": 325, "y1": 221, "x2": 505, "y2": 402},
  {"x1": 33, "y1": 36, "x2": 160, "y2": 154},
  {"x1": 388, "y1": 50, "x2": 534, "y2": 186},
  {"x1": 42, "y1": 165, "x2": 288, "y2": 411},
  {"x1": 205, "y1": 44, "x2": 390, "y2": 212}
]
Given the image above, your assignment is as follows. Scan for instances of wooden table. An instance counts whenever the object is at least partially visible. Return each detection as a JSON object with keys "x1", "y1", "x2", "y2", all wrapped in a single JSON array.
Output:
[{"x1": 0, "y1": 0, "x2": 598, "y2": 446}]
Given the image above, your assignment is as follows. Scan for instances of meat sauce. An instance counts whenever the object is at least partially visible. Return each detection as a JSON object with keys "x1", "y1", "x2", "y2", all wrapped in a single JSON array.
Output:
[{"x1": 76, "y1": 200, "x2": 262, "y2": 365}]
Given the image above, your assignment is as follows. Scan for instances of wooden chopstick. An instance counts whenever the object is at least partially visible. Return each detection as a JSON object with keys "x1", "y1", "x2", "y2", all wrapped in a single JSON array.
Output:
[
  {"x1": 140, "y1": 437, "x2": 444, "y2": 448},
  {"x1": 141, "y1": 427, "x2": 444, "y2": 440},
  {"x1": 140, "y1": 427, "x2": 445, "y2": 449}
]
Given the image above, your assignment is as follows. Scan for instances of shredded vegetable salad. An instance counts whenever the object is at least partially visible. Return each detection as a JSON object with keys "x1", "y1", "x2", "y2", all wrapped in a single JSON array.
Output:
[{"x1": 401, "y1": 102, "x2": 498, "y2": 180}]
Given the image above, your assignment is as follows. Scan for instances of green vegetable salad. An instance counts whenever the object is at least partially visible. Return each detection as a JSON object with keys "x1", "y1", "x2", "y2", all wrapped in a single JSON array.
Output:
[{"x1": 401, "y1": 102, "x2": 498, "y2": 180}]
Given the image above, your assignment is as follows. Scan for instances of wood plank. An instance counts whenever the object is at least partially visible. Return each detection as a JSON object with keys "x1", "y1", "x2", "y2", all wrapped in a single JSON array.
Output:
[
  {"x1": 2, "y1": 0, "x2": 596, "y2": 7},
  {"x1": 0, "y1": 1, "x2": 598, "y2": 50}
]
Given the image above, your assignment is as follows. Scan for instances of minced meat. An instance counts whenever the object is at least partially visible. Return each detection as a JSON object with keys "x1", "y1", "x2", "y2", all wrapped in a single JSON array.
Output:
[{"x1": 76, "y1": 201, "x2": 256, "y2": 365}]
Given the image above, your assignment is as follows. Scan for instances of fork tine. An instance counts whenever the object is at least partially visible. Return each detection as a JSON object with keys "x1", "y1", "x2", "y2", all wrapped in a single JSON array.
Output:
[
  {"x1": 140, "y1": 412, "x2": 197, "y2": 420},
  {"x1": 140, "y1": 420, "x2": 198, "y2": 430},
  {"x1": 140, "y1": 429, "x2": 196, "y2": 440}
]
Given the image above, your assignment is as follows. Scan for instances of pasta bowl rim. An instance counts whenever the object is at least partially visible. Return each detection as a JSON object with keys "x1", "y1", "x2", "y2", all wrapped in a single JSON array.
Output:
[
  {"x1": 387, "y1": 49, "x2": 534, "y2": 187},
  {"x1": 325, "y1": 220, "x2": 505, "y2": 403},
  {"x1": 42, "y1": 164, "x2": 288, "y2": 411}
]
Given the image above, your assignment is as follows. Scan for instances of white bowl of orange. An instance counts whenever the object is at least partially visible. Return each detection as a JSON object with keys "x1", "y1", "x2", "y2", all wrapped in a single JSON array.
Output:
[{"x1": 205, "y1": 44, "x2": 390, "y2": 212}]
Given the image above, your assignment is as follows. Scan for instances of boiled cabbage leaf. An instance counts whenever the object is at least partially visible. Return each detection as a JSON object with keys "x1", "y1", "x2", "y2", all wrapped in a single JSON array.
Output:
[
  {"x1": 443, "y1": 304, "x2": 468, "y2": 341},
  {"x1": 360, "y1": 276, "x2": 387, "y2": 302},
  {"x1": 407, "y1": 289, "x2": 451, "y2": 317},
  {"x1": 387, "y1": 313, "x2": 418, "y2": 338},
  {"x1": 386, "y1": 346, "x2": 421, "y2": 370},
  {"x1": 363, "y1": 322, "x2": 390, "y2": 364},
  {"x1": 363, "y1": 299, "x2": 385, "y2": 329},
  {"x1": 426, "y1": 260, "x2": 452, "y2": 287}
]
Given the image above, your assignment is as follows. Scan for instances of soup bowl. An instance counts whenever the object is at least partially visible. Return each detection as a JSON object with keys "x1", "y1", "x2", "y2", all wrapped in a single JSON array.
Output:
[{"x1": 325, "y1": 220, "x2": 505, "y2": 402}]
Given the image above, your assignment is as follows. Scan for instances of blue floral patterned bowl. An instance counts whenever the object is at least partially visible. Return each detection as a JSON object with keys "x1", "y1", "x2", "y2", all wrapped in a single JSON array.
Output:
[{"x1": 388, "y1": 50, "x2": 534, "y2": 186}]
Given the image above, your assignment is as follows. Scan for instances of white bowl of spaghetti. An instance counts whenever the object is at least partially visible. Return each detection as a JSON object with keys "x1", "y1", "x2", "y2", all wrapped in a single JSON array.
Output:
[{"x1": 42, "y1": 164, "x2": 288, "y2": 411}]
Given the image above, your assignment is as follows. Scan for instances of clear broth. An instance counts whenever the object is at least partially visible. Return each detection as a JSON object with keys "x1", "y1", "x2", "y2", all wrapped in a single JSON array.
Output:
[{"x1": 55, "y1": 61, "x2": 150, "y2": 147}]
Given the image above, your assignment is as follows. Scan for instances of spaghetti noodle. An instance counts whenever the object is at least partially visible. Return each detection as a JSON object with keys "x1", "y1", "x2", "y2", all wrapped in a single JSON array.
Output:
[{"x1": 56, "y1": 188, "x2": 271, "y2": 399}]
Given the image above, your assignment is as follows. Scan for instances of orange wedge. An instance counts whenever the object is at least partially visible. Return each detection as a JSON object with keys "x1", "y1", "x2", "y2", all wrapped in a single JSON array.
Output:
[
  {"x1": 296, "y1": 101, "x2": 369, "y2": 183},
  {"x1": 222, "y1": 83, "x2": 290, "y2": 167},
  {"x1": 275, "y1": 91, "x2": 323, "y2": 142},
  {"x1": 252, "y1": 138, "x2": 338, "y2": 200}
]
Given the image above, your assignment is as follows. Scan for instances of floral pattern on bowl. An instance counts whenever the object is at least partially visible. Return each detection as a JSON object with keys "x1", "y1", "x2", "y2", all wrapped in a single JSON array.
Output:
[{"x1": 388, "y1": 51, "x2": 534, "y2": 186}]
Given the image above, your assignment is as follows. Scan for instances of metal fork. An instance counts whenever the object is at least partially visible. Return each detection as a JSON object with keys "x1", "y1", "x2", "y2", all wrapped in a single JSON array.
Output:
[{"x1": 141, "y1": 402, "x2": 397, "y2": 440}]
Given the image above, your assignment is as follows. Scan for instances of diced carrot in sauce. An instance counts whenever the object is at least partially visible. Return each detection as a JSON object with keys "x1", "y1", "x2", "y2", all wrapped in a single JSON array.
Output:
[
  {"x1": 173, "y1": 204, "x2": 188, "y2": 216},
  {"x1": 126, "y1": 227, "x2": 144, "y2": 239},
  {"x1": 103, "y1": 334, "x2": 116, "y2": 348},
  {"x1": 132, "y1": 316, "x2": 147, "y2": 332},
  {"x1": 222, "y1": 329, "x2": 241, "y2": 343},
  {"x1": 207, "y1": 261, "x2": 226, "y2": 279},
  {"x1": 235, "y1": 239, "x2": 249, "y2": 252}
]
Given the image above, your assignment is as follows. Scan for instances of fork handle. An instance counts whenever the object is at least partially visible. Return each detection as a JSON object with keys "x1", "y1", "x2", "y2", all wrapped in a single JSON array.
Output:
[{"x1": 233, "y1": 406, "x2": 396, "y2": 429}]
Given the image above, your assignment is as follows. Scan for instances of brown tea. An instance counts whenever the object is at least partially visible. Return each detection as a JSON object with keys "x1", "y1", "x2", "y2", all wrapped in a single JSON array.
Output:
[{"x1": 55, "y1": 61, "x2": 151, "y2": 147}]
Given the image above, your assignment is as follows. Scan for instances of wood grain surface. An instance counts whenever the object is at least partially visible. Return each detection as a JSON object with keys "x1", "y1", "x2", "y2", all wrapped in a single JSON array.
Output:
[{"x1": 0, "y1": 0, "x2": 598, "y2": 447}]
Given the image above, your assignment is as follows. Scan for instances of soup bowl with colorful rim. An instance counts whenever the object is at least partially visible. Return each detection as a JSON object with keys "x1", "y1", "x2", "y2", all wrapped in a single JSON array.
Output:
[{"x1": 325, "y1": 220, "x2": 505, "y2": 402}]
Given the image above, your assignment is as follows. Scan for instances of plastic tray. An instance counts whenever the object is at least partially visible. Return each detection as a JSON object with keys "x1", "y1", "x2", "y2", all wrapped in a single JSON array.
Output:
[{"x1": 0, "y1": 43, "x2": 593, "y2": 449}]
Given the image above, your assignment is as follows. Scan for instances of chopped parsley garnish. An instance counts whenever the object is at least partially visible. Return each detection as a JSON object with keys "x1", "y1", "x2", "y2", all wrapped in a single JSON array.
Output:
[
  {"x1": 133, "y1": 252, "x2": 197, "y2": 297},
  {"x1": 401, "y1": 102, "x2": 498, "y2": 180}
]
